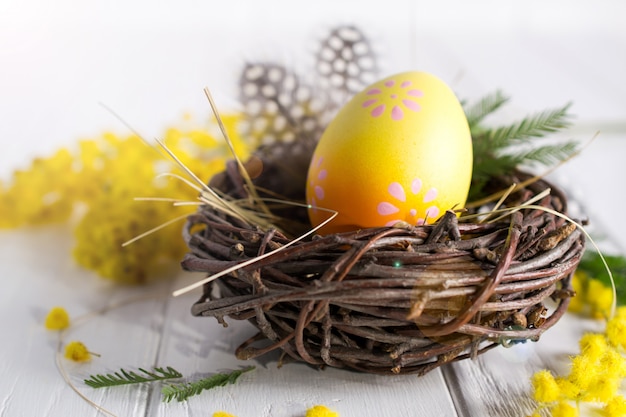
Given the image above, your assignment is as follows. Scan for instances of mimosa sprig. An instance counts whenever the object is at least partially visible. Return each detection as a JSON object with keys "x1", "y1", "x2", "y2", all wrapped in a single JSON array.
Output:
[
  {"x1": 84, "y1": 366, "x2": 255, "y2": 403},
  {"x1": 84, "y1": 367, "x2": 183, "y2": 388},
  {"x1": 162, "y1": 366, "x2": 255, "y2": 403}
]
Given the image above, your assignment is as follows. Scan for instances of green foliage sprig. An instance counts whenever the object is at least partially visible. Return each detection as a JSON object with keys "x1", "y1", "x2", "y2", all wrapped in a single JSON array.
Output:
[
  {"x1": 85, "y1": 366, "x2": 255, "y2": 403},
  {"x1": 84, "y1": 366, "x2": 183, "y2": 388},
  {"x1": 465, "y1": 91, "x2": 579, "y2": 200},
  {"x1": 464, "y1": 89, "x2": 509, "y2": 129},
  {"x1": 162, "y1": 366, "x2": 255, "y2": 403}
]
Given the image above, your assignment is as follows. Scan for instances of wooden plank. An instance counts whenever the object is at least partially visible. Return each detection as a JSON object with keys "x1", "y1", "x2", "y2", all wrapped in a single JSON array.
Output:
[
  {"x1": 442, "y1": 313, "x2": 604, "y2": 417},
  {"x1": 0, "y1": 226, "x2": 172, "y2": 416}
]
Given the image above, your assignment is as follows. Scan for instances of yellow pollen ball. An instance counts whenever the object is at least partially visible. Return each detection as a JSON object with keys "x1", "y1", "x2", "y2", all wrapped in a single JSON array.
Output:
[
  {"x1": 212, "y1": 412, "x2": 237, "y2": 417},
  {"x1": 64, "y1": 341, "x2": 92, "y2": 362},
  {"x1": 531, "y1": 370, "x2": 560, "y2": 403},
  {"x1": 45, "y1": 306, "x2": 70, "y2": 330},
  {"x1": 305, "y1": 405, "x2": 339, "y2": 417}
]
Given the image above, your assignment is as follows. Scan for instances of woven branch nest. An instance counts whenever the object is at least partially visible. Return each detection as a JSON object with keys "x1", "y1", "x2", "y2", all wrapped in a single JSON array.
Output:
[{"x1": 182, "y1": 147, "x2": 585, "y2": 376}]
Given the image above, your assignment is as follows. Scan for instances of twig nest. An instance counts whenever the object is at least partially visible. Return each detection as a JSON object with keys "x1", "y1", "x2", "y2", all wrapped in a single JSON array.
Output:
[{"x1": 182, "y1": 154, "x2": 584, "y2": 375}]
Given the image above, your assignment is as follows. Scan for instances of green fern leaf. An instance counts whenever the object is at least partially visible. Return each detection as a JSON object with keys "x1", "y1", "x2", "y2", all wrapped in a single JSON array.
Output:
[
  {"x1": 162, "y1": 366, "x2": 254, "y2": 403},
  {"x1": 466, "y1": 93, "x2": 578, "y2": 200},
  {"x1": 464, "y1": 90, "x2": 510, "y2": 130},
  {"x1": 481, "y1": 103, "x2": 574, "y2": 149},
  {"x1": 502, "y1": 142, "x2": 579, "y2": 168},
  {"x1": 84, "y1": 366, "x2": 183, "y2": 388}
]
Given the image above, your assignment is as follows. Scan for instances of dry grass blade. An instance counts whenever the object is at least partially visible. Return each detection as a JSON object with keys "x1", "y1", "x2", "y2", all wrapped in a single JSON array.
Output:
[
  {"x1": 460, "y1": 188, "x2": 550, "y2": 223},
  {"x1": 204, "y1": 88, "x2": 272, "y2": 218},
  {"x1": 477, "y1": 183, "x2": 516, "y2": 224},
  {"x1": 122, "y1": 213, "x2": 190, "y2": 247},
  {"x1": 172, "y1": 204, "x2": 338, "y2": 297}
]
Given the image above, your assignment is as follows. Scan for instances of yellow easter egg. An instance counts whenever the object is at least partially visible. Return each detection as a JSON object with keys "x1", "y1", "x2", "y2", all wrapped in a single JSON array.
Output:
[{"x1": 306, "y1": 71, "x2": 472, "y2": 235}]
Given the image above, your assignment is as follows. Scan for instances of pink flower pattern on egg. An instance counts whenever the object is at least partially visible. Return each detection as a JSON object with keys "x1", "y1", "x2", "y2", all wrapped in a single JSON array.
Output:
[
  {"x1": 362, "y1": 79, "x2": 424, "y2": 121},
  {"x1": 308, "y1": 155, "x2": 327, "y2": 214},
  {"x1": 309, "y1": 155, "x2": 442, "y2": 229},
  {"x1": 376, "y1": 179, "x2": 440, "y2": 226}
]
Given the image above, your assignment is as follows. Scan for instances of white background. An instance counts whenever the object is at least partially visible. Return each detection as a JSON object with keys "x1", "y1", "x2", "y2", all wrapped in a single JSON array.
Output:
[{"x1": 1, "y1": 1, "x2": 626, "y2": 416}]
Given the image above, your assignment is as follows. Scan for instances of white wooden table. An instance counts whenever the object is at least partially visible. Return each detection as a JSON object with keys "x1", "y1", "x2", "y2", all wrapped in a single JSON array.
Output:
[{"x1": 1, "y1": 2, "x2": 625, "y2": 416}]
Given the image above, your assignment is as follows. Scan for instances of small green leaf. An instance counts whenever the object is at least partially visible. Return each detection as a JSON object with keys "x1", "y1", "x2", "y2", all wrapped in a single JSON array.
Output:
[
  {"x1": 464, "y1": 89, "x2": 510, "y2": 131},
  {"x1": 84, "y1": 366, "x2": 183, "y2": 388},
  {"x1": 162, "y1": 366, "x2": 255, "y2": 403},
  {"x1": 466, "y1": 93, "x2": 577, "y2": 200},
  {"x1": 503, "y1": 142, "x2": 579, "y2": 167},
  {"x1": 482, "y1": 102, "x2": 574, "y2": 148}
]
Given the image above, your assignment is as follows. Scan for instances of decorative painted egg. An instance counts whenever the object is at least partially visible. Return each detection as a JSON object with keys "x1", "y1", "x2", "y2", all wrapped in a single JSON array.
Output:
[{"x1": 306, "y1": 71, "x2": 473, "y2": 235}]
